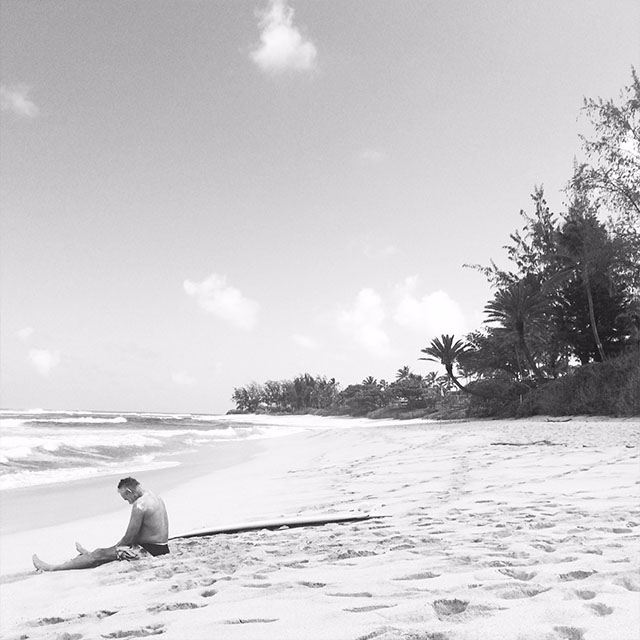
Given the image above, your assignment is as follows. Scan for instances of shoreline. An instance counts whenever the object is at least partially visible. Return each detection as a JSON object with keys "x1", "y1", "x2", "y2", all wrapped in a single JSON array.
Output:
[
  {"x1": 1, "y1": 416, "x2": 638, "y2": 639},
  {"x1": 0, "y1": 436, "x2": 265, "y2": 536}
]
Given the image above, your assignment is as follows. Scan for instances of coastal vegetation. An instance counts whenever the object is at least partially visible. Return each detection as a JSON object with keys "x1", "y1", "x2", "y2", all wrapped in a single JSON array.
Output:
[{"x1": 232, "y1": 71, "x2": 639, "y2": 418}]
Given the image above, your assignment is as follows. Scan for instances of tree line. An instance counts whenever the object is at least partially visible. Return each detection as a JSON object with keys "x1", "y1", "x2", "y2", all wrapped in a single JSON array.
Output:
[
  {"x1": 231, "y1": 368, "x2": 460, "y2": 417},
  {"x1": 232, "y1": 70, "x2": 640, "y2": 418}
]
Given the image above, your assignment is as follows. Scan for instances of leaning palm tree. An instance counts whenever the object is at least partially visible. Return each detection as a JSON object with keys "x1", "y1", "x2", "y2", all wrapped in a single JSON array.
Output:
[
  {"x1": 419, "y1": 335, "x2": 470, "y2": 392},
  {"x1": 421, "y1": 335, "x2": 508, "y2": 400}
]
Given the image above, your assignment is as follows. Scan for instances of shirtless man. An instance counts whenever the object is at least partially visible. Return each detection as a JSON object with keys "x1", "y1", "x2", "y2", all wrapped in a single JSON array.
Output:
[{"x1": 32, "y1": 477, "x2": 169, "y2": 571}]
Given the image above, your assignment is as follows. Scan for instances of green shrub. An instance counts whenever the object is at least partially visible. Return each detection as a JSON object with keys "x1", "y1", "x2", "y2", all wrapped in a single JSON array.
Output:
[{"x1": 530, "y1": 351, "x2": 639, "y2": 416}]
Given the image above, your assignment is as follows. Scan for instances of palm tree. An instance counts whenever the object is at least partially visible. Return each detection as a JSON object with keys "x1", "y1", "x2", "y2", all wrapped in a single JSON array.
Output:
[
  {"x1": 422, "y1": 371, "x2": 438, "y2": 388},
  {"x1": 362, "y1": 376, "x2": 378, "y2": 386},
  {"x1": 421, "y1": 335, "x2": 507, "y2": 400},
  {"x1": 419, "y1": 335, "x2": 470, "y2": 392},
  {"x1": 484, "y1": 280, "x2": 548, "y2": 381},
  {"x1": 396, "y1": 365, "x2": 411, "y2": 381}
]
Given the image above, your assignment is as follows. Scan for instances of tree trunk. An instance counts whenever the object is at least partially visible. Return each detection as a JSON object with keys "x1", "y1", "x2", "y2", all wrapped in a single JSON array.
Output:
[
  {"x1": 582, "y1": 264, "x2": 607, "y2": 361},
  {"x1": 445, "y1": 366, "x2": 501, "y2": 400}
]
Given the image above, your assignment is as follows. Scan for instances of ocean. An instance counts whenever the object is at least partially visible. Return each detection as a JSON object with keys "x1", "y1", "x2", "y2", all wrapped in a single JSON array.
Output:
[{"x1": 0, "y1": 410, "x2": 305, "y2": 491}]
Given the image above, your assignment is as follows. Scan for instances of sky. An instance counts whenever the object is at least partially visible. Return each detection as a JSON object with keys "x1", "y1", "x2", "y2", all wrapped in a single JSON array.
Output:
[{"x1": 1, "y1": 0, "x2": 638, "y2": 414}]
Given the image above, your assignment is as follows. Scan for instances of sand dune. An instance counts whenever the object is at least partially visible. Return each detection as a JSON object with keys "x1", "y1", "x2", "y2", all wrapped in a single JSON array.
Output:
[{"x1": 1, "y1": 417, "x2": 638, "y2": 639}]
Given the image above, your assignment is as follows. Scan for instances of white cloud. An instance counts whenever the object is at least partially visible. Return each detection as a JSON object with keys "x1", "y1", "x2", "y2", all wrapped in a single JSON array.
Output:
[
  {"x1": 1, "y1": 84, "x2": 39, "y2": 118},
  {"x1": 359, "y1": 149, "x2": 386, "y2": 163},
  {"x1": 251, "y1": 0, "x2": 317, "y2": 74},
  {"x1": 363, "y1": 242, "x2": 397, "y2": 259},
  {"x1": 337, "y1": 288, "x2": 391, "y2": 357},
  {"x1": 17, "y1": 327, "x2": 34, "y2": 342},
  {"x1": 184, "y1": 273, "x2": 259, "y2": 331},
  {"x1": 172, "y1": 371, "x2": 196, "y2": 386},
  {"x1": 393, "y1": 276, "x2": 467, "y2": 337},
  {"x1": 292, "y1": 333, "x2": 319, "y2": 349},
  {"x1": 28, "y1": 349, "x2": 60, "y2": 376},
  {"x1": 353, "y1": 236, "x2": 398, "y2": 259}
]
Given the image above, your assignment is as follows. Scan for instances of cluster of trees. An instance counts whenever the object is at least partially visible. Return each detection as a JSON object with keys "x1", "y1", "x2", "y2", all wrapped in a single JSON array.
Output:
[
  {"x1": 231, "y1": 71, "x2": 639, "y2": 418},
  {"x1": 232, "y1": 374, "x2": 340, "y2": 414},
  {"x1": 231, "y1": 368, "x2": 459, "y2": 417},
  {"x1": 423, "y1": 70, "x2": 639, "y2": 415}
]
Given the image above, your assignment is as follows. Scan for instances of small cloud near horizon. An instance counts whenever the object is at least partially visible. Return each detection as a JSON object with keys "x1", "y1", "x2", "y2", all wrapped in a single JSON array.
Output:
[
  {"x1": 171, "y1": 371, "x2": 197, "y2": 386},
  {"x1": 337, "y1": 288, "x2": 392, "y2": 357},
  {"x1": 17, "y1": 327, "x2": 35, "y2": 342},
  {"x1": 358, "y1": 149, "x2": 386, "y2": 163},
  {"x1": 353, "y1": 236, "x2": 398, "y2": 259},
  {"x1": 28, "y1": 348, "x2": 60, "y2": 376},
  {"x1": 292, "y1": 333, "x2": 320, "y2": 349},
  {"x1": 393, "y1": 276, "x2": 467, "y2": 338},
  {"x1": 184, "y1": 273, "x2": 260, "y2": 331},
  {"x1": 251, "y1": 0, "x2": 317, "y2": 74},
  {"x1": 1, "y1": 84, "x2": 39, "y2": 118}
]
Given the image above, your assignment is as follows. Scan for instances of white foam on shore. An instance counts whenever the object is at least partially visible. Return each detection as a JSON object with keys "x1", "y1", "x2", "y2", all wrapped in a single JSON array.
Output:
[{"x1": 216, "y1": 413, "x2": 438, "y2": 429}]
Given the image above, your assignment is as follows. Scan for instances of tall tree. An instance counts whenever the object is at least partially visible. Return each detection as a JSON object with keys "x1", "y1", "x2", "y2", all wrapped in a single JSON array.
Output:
[
  {"x1": 484, "y1": 279, "x2": 549, "y2": 380},
  {"x1": 575, "y1": 68, "x2": 640, "y2": 299},
  {"x1": 550, "y1": 199, "x2": 626, "y2": 362}
]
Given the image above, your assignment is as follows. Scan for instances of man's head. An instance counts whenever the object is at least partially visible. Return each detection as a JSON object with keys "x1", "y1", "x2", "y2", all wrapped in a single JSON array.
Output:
[{"x1": 117, "y1": 477, "x2": 141, "y2": 504}]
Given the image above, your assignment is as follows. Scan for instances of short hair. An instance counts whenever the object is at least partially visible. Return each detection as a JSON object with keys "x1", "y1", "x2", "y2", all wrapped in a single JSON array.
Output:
[{"x1": 117, "y1": 477, "x2": 140, "y2": 491}]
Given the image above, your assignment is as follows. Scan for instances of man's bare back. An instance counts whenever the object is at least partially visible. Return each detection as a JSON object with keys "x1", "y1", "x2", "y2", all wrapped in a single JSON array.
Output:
[
  {"x1": 32, "y1": 477, "x2": 169, "y2": 572},
  {"x1": 128, "y1": 491, "x2": 169, "y2": 545}
]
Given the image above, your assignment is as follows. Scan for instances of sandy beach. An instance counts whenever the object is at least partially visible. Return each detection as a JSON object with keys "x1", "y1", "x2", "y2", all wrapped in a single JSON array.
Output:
[{"x1": 1, "y1": 416, "x2": 639, "y2": 640}]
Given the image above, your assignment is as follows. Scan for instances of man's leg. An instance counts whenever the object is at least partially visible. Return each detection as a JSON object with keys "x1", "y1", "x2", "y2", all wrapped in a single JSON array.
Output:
[{"x1": 33, "y1": 546, "x2": 117, "y2": 571}]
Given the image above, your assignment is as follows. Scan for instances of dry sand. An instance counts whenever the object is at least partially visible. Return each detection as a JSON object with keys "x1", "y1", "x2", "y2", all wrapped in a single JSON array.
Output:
[{"x1": 1, "y1": 416, "x2": 639, "y2": 640}]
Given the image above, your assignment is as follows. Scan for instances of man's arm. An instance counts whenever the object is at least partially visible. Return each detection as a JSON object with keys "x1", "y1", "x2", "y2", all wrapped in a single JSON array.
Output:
[{"x1": 117, "y1": 502, "x2": 145, "y2": 546}]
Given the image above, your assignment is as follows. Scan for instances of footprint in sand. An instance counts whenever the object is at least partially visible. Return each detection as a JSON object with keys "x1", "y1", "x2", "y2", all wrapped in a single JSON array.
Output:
[
  {"x1": 558, "y1": 570, "x2": 596, "y2": 581},
  {"x1": 495, "y1": 584, "x2": 551, "y2": 599},
  {"x1": 531, "y1": 542, "x2": 556, "y2": 553},
  {"x1": 327, "y1": 591, "x2": 373, "y2": 598},
  {"x1": 101, "y1": 624, "x2": 165, "y2": 638},
  {"x1": 586, "y1": 602, "x2": 614, "y2": 616},
  {"x1": 553, "y1": 626, "x2": 585, "y2": 640},
  {"x1": 393, "y1": 571, "x2": 440, "y2": 580},
  {"x1": 147, "y1": 602, "x2": 205, "y2": 612},
  {"x1": 222, "y1": 618, "x2": 278, "y2": 624},
  {"x1": 529, "y1": 520, "x2": 556, "y2": 529},
  {"x1": 575, "y1": 590, "x2": 596, "y2": 600},
  {"x1": 432, "y1": 599, "x2": 469, "y2": 620},
  {"x1": 498, "y1": 568, "x2": 537, "y2": 581},
  {"x1": 614, "y1": 576, "x2": 640, "y2": 591},
  {"x1": 299, "y1": 581, "x2": 326, "y2": 588},
  {"x1": 345, "y1": 604, "x2": 398, "y2": 613},
  {"x1": 29, "y1": 616, "x2": 69, "y2": 626},
  {"x1": 201, "y1": 588, "x2": 218, "y2": 597},
  {"x1": 169, "y1": 579, "x2": 198, "y2": 592},
  {"x1": 97, "y1": 610, "x2": 118, "y2": 619}
]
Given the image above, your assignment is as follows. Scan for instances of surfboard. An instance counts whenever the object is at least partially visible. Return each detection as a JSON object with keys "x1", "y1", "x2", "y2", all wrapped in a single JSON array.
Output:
[{"x1": 170, "y1": 512, "x2": 380, "y2": 540}]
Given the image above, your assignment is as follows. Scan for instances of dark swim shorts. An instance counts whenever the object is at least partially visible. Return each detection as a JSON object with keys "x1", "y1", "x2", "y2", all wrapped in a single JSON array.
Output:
[
  {"x1": 115, "y1": 543, "x2": 170, "y2": 561},
  {"x1": 140, "y1": 542, "x2": 170, "y2": 557}
]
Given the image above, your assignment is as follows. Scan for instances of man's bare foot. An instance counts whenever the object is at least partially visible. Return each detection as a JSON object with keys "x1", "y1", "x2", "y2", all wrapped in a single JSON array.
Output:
[
  {"x1": 75, "y1": 541, "x2": 90, "y2": 555},
  {"x1": 32, "y1": 554, "x2": 52, "y2": 571}
]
